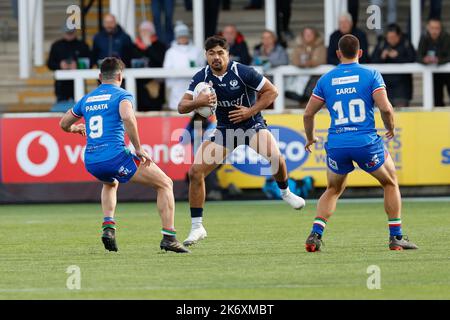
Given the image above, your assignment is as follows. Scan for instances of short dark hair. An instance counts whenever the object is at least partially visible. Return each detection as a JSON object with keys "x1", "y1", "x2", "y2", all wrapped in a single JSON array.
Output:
[
  {"x1": 427, "y1": 17, "x2": 441, "y2": 24},
  {"x1": 338, "y1": 34, "x2": 360, "y2": 59},
  {"x1": 204, "y1": 35, "x2": 229, "y2": 51},
  {"x1": 386, "y1": 23, "x2": 402, "y2": 35},
  {"x1": 100, "y1": 57, "x2": 125, "y2": 80}
]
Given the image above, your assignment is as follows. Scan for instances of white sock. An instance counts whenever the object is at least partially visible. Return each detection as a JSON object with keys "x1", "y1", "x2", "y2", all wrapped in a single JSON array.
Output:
[
  {"x1": 192, "y1": 217, "x2": 203, "y2": 228},
  {"x1": 280, "y1": 187, "x2": 290, "y2": 197}
]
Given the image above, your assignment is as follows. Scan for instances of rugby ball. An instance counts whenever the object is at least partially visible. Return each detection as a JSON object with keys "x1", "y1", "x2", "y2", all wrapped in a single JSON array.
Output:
[{"x1": 193, "y1": 82, "x2": 217, "y2": 118}]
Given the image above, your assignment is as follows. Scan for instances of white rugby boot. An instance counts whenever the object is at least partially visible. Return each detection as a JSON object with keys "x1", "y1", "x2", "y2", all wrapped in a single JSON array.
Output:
[
  {"x1": 183, "y1": 225, "x2": 207, "y2": 246},
  {"x1": 282, "y1": 190, "x2": 306, "y2": 210}
]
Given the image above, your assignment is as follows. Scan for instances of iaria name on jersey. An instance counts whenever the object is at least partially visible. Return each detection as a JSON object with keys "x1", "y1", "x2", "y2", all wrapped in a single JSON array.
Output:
[{"x1": 336, "y1": 87, "x2": 357, "y2": 95}]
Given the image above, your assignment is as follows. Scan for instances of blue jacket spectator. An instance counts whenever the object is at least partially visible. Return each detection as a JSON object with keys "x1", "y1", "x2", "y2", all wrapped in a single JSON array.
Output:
[
  {"x1": 92, "y1": 14, "x2": 134, "y2": 67},
  {"x1": 327, "y1": 13, "x2": 369, "y2": 65}
]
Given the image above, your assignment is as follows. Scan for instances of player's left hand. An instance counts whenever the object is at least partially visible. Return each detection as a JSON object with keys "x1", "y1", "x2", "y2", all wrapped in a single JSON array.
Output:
[
  {"x1": 135, "y1": 148, "x2": 153, "y2": 167},
  {"x1": 71, "y1": 123, "x2": 86, "y2": 136},
  {"x1": 304, "y1": 137, "x2": 318, "y2": 153},
  {"x1": 228, "y1": 105, "x2": 253, "y2": 124}
]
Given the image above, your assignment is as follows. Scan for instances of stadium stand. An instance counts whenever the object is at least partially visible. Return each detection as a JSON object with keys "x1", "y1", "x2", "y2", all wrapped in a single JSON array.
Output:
[{"x1": 0, "y1": 0, "x2": 449, "y2": 112}]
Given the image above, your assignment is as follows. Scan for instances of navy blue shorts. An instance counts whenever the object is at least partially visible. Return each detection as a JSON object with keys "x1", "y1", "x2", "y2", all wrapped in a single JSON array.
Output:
[
  {"x1": 325, "y1": 136, "x2": 387, "y2": 175},
  {"x1": 209, "y1": 119, "x2": 267, "y2": 150},
  {"x1": 85, "y1": 150, "x2": 141, "y2": 183}
]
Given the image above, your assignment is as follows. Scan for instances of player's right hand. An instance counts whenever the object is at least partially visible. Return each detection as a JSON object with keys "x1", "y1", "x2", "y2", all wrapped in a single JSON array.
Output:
[
  {"x1": 71, "y1": 123, "x2": 86, "y2": 136},
  {"x1": 304, "y1": 137, "x2": 318, "y2": 153},
  {"x1": 195, "y1": 91, "x2": 217, "y2": 108},
  {"x1": 385, "y1": 129, "x2": 395, "y2": 139},
  {"x1": 135, "y1": 148, "x2": 152, "y2": 167}
]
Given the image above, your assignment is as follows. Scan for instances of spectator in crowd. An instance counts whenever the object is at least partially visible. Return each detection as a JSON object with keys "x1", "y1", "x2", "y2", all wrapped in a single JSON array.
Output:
[
  {"x1": 327, "y1": 13, "x2": 369, "y2": 65},
  {"x1": 286, "y1": 27, "x2": 326, "y2": 103},
  {"x1": 204, "y1": 0, "x2": 222, "y2": 39},
  {"x1": 221, "y1": 24, "x2": 252, "y2": 65},
  {"x1": 151, "y1": 0, "x2": 174, "y2": 46},
  {"x1": 276, "y1": 0, "x2": 293, "y2": 44},
  {"x1": 253, "y1": 30, "x2": 289, "y2": 69},
  {"x1": 417, "y1": 18, "x2": 450, "y2": 107},
  {"x1": 47, "y1": 25, "x2": 90, "y2": 104},
  {"x1": 92, "y1": 14, "x2": 134, "y2": 67},
  {"x1": 244, "y1": 0, "x2": 263, "y2": 10},
  {"x1": 371, "y1": 23, "x2": 416, "y2": 107},
  {"x1": 132, "y1": 21, "x2": 167, "y2": 111},
  {"x1": 163, "y1": 22, "x2": 204, "y2": 110},
  {"x1": 370, "y1": 0, "x2": 398, "y2": 38},
  {"x1": 291, "y1": 27, "x2": 326, "y2": 68}
]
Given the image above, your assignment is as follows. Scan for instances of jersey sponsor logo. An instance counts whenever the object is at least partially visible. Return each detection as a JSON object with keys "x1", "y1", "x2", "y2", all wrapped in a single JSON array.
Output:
[
  {"x1": 229, "y1": 126, "x2": 309, "y2": 176},
  {"x1": 335, "y1": 126, "x2": 358, "y2": 134},
  {"x1": 332, "y1": 75, "x2": 359, "y2": 86},
  {"x1": 217, "y1": 93, "x2": 245, "y2": 107},
  {"x1": 85, "y1": 103, "x2": 108, "y2": 112},
  {"x1": 86, "y1": 94, "x2": 111, "y2": 103},
  {"x1": 336, "y1": 87, "x2": 357, "y2": 95},
  {"x1": 16, "y1": 131, "x2": 60, "y2": 177}
]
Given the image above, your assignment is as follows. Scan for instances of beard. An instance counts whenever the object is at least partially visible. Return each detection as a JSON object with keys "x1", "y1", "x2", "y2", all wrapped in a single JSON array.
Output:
[{"x1": 211, "y1": 60, "x2": 223, "y2": 71}]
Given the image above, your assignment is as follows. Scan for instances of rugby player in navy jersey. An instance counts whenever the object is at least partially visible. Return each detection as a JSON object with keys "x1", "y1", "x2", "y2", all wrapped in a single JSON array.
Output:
[
  {"x1": 178, "y1": 36, "x2": 305, "y2": 246},
  {"x1": 59, "y1": 57, "x2": 189, "y2": 253}
]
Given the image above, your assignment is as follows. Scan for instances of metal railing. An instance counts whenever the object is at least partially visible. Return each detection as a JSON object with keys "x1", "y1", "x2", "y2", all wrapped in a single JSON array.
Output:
[{"x1": 54, "y1": 63, "x2": 450, "y2": 112}]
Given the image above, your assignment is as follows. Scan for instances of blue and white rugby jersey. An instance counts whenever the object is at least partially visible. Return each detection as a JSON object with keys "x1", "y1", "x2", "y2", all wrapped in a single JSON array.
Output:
[
  {"x1": 312, "y1": 62, "x2": 386, "y2": 148},
  {"x1": 71, "y1": 83, "x2": 134, "y2": 164}
]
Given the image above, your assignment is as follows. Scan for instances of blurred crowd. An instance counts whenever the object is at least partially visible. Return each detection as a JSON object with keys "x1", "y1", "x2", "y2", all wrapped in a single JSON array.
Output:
[{"x1": 47, "y1": 0, "x2": 450, "y2": 110}]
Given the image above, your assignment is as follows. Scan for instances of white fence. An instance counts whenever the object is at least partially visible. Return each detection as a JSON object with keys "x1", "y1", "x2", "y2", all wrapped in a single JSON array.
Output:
[{"x1": 55, "y1": 63, "x2": 450, "y2": 112}]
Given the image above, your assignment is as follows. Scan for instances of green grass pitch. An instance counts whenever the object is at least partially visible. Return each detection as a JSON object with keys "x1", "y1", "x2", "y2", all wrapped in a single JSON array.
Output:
[{"x1": 0, "y1": 198, "x2": 449, "y2": 299}]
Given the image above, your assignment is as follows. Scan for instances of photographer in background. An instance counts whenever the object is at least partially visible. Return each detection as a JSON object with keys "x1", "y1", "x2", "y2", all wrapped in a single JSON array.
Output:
[
  {"x1": 47, "y1": 25, "x2": 91, "y2": 105},
  {"x1": 371, "y1": 23, "x2": 415, "y2": 107}
]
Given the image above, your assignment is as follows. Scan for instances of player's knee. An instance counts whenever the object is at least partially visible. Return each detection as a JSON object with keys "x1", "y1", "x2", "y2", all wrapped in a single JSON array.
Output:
[
  {"x1": 155, "y1": 174, "x2": 173, "y2": 192},
  {"x1": 381, "y1": 175, "x2": 398, "y2": 188},
  {"x1": 188, "y1": 165, "x2": 204, "y2": 182},
  {"x1": 327, "y1": 184, "x2": 345, "y2": 195}
]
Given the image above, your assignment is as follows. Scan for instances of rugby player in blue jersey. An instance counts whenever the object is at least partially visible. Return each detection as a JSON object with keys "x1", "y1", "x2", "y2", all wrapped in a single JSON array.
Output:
[
  {"x1": 303, "y1": 35, "x2": 418, "y2": 252},
  {"x1": 59, "y1": 57, "x2": 189, "y2": 253},
  {"x1": 178, "y1": 36, "x2": 306, "y2": 246}
]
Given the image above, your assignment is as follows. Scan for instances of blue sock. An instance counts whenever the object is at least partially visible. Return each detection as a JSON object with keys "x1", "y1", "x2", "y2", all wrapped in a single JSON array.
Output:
[
  {"x1": 388, "y1": 218, "x2": 402, "y2": 237},
  {"x1": 311, "y1": 216, "x2": 328, "y2": 238}
]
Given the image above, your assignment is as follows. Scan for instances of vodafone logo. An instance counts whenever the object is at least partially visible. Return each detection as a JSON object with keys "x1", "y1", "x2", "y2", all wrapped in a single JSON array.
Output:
[{"x1": 16, "y1": 131, "x2": 60, "y2": 177}]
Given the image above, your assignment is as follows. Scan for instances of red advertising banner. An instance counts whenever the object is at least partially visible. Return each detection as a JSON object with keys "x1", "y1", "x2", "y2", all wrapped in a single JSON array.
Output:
[{"x1": 0, "y1": 116, "x2": 192, "y2": 183}]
